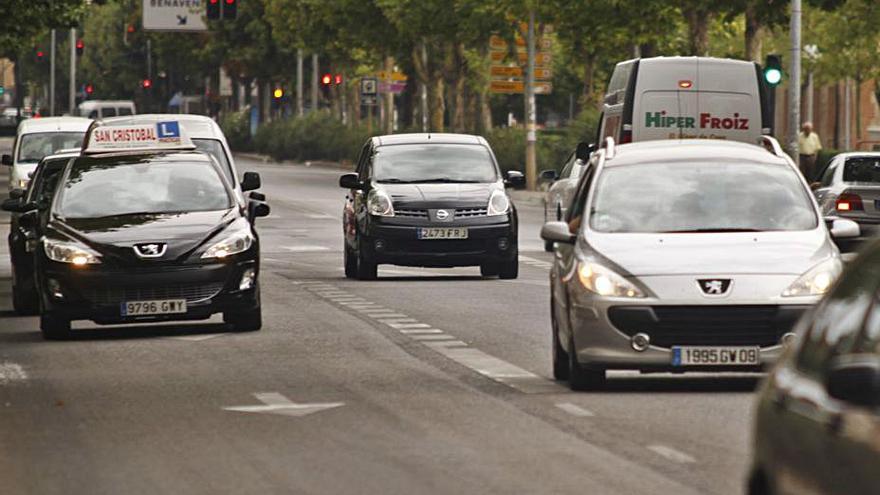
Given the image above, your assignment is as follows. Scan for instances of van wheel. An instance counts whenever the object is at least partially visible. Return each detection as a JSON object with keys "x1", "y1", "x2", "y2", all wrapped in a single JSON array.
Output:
[
  {"x1": 568, "y1": 336, "x2": 605, "y2": 391},
  {"x1": 344, "y1": 244, "x2": 357, "y2": 279},
  {"x1": 356, "y1": 248, "x2": 378, "y2": 280},
  {"x1": 40, "y1": 314, "x2": 71, "y2": 340}
]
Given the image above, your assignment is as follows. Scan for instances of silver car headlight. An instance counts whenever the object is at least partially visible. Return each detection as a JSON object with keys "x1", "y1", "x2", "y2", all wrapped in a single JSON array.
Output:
[
  {"x1": 367, "y1": 189, "x2": 394, "y2": 217},
  {"x1": 577, "y1": 261, "x2": 644, "y2": 298},
  {"x1": 782, "y1": 257, "x2": 842, "y2": 297},
  {"x1": 43, "y1": 238, "x2": 101, "y2": 265},
  {"x1": 202, "y1": 229, "x2": 254, "y2": 259},
  {"x1": 487, "y1": 189, "x2": 510, "y2": 216}
]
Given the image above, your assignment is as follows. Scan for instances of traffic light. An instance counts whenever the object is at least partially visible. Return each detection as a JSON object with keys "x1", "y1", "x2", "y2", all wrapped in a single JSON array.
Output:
[
  {"x1": 142, "y1": 78, "x2": 152, "y2": 89},
  {"x1": 273, "y1": 87, "x2": 283, "y2": 99},
  {"x1": 223, "y1": 0, "x2": 237, "y2": 19},
  {"x1": 0, "y1": 86, "x2": 5, "y2": 96},
  {"x1": 127, "y1": 24, "x2": 136, "y2": 34},
  {"x1": 321, "y1": 74, "x2": 332, "y2": 86},
  {"x1": 334, "y1": 74, "x2": 343, "y2": 85},
  {"x1": 75, "y1": 39, "x2": 84, "y2": 57},
  {"x1": 763, "y1": 54, "x2": 783, "y2": 87},
  {"x1": 85, "y1": 84, "x2": 94, "y2": 96},
  {"x1": 206, "y1": 0, "x2": 220, "y2": 20},
  {"x1": 35, "y1": 49, "x2": 45, "y2": 63}
]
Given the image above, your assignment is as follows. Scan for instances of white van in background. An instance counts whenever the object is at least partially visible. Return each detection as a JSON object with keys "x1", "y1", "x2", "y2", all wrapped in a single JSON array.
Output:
[
  {"x1": 76, "y1": 100, "x2": 137, "y2": 119},
  {"x1": 599, "y1": 57, "x2": 772, "y2": 146}
]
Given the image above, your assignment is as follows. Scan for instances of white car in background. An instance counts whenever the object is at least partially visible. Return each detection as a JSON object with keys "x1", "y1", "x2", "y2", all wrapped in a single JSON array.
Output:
[{"x1": 2, "y1": 116, "x2": 91, "y2": 191}]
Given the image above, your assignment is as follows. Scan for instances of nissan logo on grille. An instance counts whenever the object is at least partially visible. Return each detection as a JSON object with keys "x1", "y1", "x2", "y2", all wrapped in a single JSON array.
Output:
[
  {"x1": 436, "y1": 209, "x2": 450, "y2": 220},
  {"x1": 133, "y1": 243, "x2": 167, "y2": 258},
  {"x1": 697, "y1": 279, "x2": 732, "y2": 296}
]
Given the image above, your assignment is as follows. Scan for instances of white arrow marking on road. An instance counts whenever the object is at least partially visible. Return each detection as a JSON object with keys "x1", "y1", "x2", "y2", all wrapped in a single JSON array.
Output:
[{"x1": 223, "y1": 392, "x2": 344, "y2": 417}]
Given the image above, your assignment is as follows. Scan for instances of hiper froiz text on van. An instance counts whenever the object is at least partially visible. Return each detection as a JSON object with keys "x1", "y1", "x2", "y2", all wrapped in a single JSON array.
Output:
[{"x1": 598, "y1": 57, "x2": 773, "y2": 145}]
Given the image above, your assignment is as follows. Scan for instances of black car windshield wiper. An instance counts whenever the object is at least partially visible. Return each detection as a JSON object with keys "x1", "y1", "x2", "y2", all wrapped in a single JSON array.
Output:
[
  {"x1": 414, "y1": 178, "x2": 482, "y2": 183},
  {"x1": 80, "y1": 210, "x2": 184, "y2": 220},
  {"x1": 661, "y1": 228, "x2": 763, "y2": 233},
  {"x1": 376, "y1": 178, "x2": 414, "y2": 183}
]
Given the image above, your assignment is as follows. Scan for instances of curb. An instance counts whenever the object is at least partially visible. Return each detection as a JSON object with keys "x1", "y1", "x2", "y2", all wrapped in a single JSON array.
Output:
[{"x1": 233, "y1": 152, "x2": 352, "y2": 171}]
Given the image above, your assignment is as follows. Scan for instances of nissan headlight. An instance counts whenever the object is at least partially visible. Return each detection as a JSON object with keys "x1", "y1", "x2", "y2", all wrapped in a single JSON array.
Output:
[
  {"x1": 487, "y1": 190, "x2": 510, "y2": 216},
  {"x1": 202, "y1": 230, "x2": 254, "y2": 259},
  {"x1": 782, "y1": 258, "x2": 842, "y2": 297},
  {"x1": 43, "y1": 238, "x2": 101, "y2": 265},
  {"x1": 368, "y1": 189, "x2": 394, "y2": 217},
  {"x1": 577, "y1": 262, "x2": 644, "y2": 298}
]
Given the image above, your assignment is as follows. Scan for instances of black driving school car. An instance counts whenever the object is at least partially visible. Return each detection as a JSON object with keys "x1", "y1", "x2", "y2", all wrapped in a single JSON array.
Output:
[
  {"x1": 3, "y1": 121, "x2": 269, "y2": 339},
  {"x1": 339, "y1": 133, "x2": 524, "y2": 280}
]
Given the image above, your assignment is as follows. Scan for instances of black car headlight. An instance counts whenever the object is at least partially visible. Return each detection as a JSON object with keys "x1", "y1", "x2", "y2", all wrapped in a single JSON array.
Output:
[
  {"x1": 202, "y1": 229, "x2": 254, "y2": 259},
  {"x1": 43, "y1": 238, "x2": 101, "y2": 265},
  {"x1": 487, "y1": 190, "x2": 510, "y2": 216}
]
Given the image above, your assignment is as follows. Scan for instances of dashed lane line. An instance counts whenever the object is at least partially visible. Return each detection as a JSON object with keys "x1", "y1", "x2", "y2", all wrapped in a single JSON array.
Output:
[
  {"x1": 0, "y1": 362, "x2": 27, "y2": 385},
  {"x1": 293, "y1": 280, "x2": 563, "y2": 394},
  {"x1": 647, "y1": 445, "x2": 697, "y2": 464},
  {"x1": 555, "y1": 402, "x2": 595, "y2": 417},
  {"x1": 519, "y1": 254, "x2": 553, "y2": 270}
]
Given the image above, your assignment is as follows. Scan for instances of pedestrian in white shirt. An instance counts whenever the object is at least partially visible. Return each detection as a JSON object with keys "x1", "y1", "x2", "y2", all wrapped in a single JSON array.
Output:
[{"x1": 798, "y1": 122, "x2": 822, "y2": 181}]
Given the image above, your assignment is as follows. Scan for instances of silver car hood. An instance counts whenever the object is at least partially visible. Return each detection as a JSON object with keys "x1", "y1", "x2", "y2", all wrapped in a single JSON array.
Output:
[{"x1": 587, "y1": 229, "x2": 833, "y2": 276}]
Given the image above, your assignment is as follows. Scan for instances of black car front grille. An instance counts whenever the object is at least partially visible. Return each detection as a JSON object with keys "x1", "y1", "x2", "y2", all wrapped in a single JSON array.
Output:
[
  {"x1": 395, "y1": 208, "x2": 429, "y2": 218},
  {"x1": 81, "y1": 282, "x2": 225, "y2": 305},
  {"x1": 608, "y1": 305, "x2": 808, "y2": 348},
  {"x1": 455, "y1": 207, "x2": 488, "y2": 218}
]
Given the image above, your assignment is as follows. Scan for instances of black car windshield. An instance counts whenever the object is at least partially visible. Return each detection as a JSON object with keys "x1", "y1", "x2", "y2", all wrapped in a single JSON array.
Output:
[
  {"x1": 843, "y1": 157, "x2": 880, "y2": 183},
  {"x1": 193, "y1": 138, "x2": 235, "y2": 183},
  {"x1": 373, "y1": 144, "x2": 498, "y2": 183},
  {"x1": 57, "y1": 157, "x2": 231, "y2": 219},
  {"x1": 589, "y1": 162, "x2": 817, "y2": 233},
  {"x1": 17, "y1": 132, "x2": 85, "y2": 163}
]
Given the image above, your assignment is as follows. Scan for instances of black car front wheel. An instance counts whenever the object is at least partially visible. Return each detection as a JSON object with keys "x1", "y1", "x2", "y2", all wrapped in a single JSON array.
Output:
[
  {"x1": 40, "y1": 313, "x2": 71, "y2": 340},
  {"x1": 12, "y1": 280, "x2": 38, "y2": 315},
  {"x1": 356, "y1": 247, "x2": 378, "y2": 280},
  {"x1": 225, "y1": 306, "x2": 262, "y2": 332},
  {"x1": 498, "y1": 257, "x2": 518, "y2": 280},
  {"x1": 344, "y1": 243, "x2": 358, "y2": 279}
]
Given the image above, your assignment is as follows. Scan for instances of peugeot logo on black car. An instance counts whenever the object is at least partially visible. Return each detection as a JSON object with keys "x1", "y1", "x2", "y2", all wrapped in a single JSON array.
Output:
[{"x1": 134, "y1": 243, "x2": 167, "y2": 258}]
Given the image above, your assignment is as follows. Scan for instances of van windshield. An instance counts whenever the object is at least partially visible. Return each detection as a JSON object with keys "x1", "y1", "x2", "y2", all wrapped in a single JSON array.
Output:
[
  {"x1": 373, "y1": 144, "x2": 498, "y2": 184},
  {"x1": 589, "y1": 162, "x2": 817, "y2": 233}
]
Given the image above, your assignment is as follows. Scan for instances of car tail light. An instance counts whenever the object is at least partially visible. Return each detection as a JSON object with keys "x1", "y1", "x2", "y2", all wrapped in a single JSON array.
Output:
[
  {"x1": 620, "y1": 125, "x2": 633, "y2": 144},
  {"x1": 836, "y1": 193, "x2": 864, "y2": 212}
]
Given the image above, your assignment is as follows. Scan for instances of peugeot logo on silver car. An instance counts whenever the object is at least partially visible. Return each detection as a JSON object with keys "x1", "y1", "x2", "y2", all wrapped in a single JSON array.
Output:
[{"x1": 134, "y1": 243, "x2": 167, "y2": 258}]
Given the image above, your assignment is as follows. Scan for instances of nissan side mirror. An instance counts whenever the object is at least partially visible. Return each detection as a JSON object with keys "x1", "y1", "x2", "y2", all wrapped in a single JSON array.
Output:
[
  {"x1": 339, "y1": 173, "x2": 363, "y2": 190},
  {"x1": 827, "y1": 357, "x2": 880, "y2": 407},
  {"x1": 539, "y1": 169, "x2": 560, "y2": 182},
  {"x1": 241, "y1": 172, "x2": 261, "y2": 192},
  {"x1": 1, "y1": 154, "x2": 12, "y2": 166},
  {"x1": 504, "y1": 170, "x2": 526, "y2": 190},
  {"x1": 541, "y1": 221, "x2": 576, "y2": 245},
  {"x1": 575, "y1": 142, "x2": 595, "y2": 162}
]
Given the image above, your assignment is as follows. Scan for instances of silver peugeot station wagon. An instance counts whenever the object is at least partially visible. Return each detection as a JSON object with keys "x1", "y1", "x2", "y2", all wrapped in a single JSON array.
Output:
[{"x1": 541, "y1": 137, "x2": 860, "y2": 390}]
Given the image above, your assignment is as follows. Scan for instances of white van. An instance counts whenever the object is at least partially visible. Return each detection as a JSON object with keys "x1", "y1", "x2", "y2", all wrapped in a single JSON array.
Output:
[
  {"x1": 598, "y1": 57, "x2": 772, "y2": 146},
  {"x1": 77, "y1": 100, "x2": 137, "y2": 119},
  {"x1": 2, "y1": 116, "x2": 91, "y2": 190}
]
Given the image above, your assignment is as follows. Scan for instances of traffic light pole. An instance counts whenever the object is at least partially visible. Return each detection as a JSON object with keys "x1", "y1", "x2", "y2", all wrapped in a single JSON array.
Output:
[
  {"x1": 524, "y1": 10, "x2": 537, "y2": 191},
  {"x1": 69, "y1": 28, "x2": 76, "y2": 115},
  {"x1": 296, "y1": 49, "x2": 303, "y2": 116},
  {"x1": 50, "y1": 29, "x2": 55, "y2": 116},
  {"x1": 787, "y1": 0, "x2": 801, "y2": 158}
]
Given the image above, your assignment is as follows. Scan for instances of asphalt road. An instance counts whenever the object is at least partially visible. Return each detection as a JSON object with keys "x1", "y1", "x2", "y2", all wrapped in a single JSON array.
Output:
[{"x1": 0, "y1": 143, "x2": 760, "y2": 494}]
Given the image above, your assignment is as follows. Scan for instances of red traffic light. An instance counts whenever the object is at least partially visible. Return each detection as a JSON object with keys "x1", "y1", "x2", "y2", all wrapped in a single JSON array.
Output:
[
  {"x1": 321, "y1": 74, "x2": 332, "y2": 85},
  {"x1": 85, "y1": 84, "x2": 94, "y2": 95},
  {"x1": 75, "y1": 39, "x2": 84, "y2": 56},
  {"x1": 142, "y1": 78, "x2": 152, "y2": 89},
  {"x1": 334, "y1": 74, "x2": 343, "y2": 85},
  {"x1": 127, "y1": 24, "x2": 135, "y2": 34},
  {"x1": 36, "y1": 50, "x2": 44, "y2": 59}
]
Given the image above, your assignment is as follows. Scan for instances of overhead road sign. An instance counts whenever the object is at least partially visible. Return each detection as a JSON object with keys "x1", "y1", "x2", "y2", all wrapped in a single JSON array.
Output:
[
  {"x1": 490, "y1": 51, "x2": 552, "y2": 66},
  {"x1": 142, "y1": 0, "x2": 207, "y2": 32},
  {"x1": 489, "y1": 81, "x2": 553, "y2": 95},
  {"x1": 490, "y1": 66, "x2": 552, "y2": 80}
]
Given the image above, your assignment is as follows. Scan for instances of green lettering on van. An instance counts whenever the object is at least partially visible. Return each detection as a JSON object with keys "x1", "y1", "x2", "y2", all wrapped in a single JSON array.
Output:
[{"x1": 645, "y1": 112, "x2": 663, "y2": 128}]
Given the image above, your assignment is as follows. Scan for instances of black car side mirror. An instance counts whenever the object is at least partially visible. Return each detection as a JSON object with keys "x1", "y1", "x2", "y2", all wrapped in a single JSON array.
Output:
[
  {"x1": 539, "y1": 169, "x2": 559, "y2": 182},
  {"x1": 249, "y1": 192, "x2": 266, "y2": 202},
  {"x1": 575, "y1": 142, "x2": 596, "y2": 162},
  {"x1": 252, "y1": 201, "x2": 270, "y2": 218},
  {"x1": 1, "y1": 198, "x2": 21, "y2": 212},
  {"x1": 18, "y1": 210, "x2": 37, "y2": 229},
  {"x1": 504, "y1": 170, "x2": 526, "y2": 190},
  {"x1": 827, "y1": 357, "x2": 880, "y2": 407},
  {"x1": 9, "y1": 188, "x2": 25, "y2": 200},
  {"x1": 241, "y1": 172, "x2": 261, "y2": 192},
  {"x1": 1, "y1": 154, "x2": 12, "y2": 166},
  {"x1": 339, "y1": 173, "x2": 363, "y2": 190}
]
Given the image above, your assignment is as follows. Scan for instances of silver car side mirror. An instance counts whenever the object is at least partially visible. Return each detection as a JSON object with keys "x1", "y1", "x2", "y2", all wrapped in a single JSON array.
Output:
[
  {"x1": 830, "y1": 218, "x2": 860, "y2": 239},
  {"x1": 541, "y1": 221, "x2": 575, "y2": 244}
]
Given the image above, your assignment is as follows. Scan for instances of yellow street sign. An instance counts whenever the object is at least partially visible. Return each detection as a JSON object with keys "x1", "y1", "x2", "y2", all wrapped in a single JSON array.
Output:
[
  {"x1": 376, "y1": 71, "x2": 408, "y2": 82},
  {"x1": 489, "y1": 80, "x2": 553, "y2": 95},
  {"x1": 489, "y1": 35, "x2": 552, "y2": 51},
  {"x1": 490, "y1": 51, "x2": 552, "y2": 66},
  {"x1": 490, "y1": 66, "x2": 552, "y2": 80}
]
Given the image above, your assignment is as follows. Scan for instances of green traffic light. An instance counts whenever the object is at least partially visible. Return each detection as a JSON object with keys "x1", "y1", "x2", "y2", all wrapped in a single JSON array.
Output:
[
  {"x1": 0, "y1": 86, "x2": 5, "y2": 96},
  {"x1": 764, "y1": 68, "x2": 782, "y2": 86}
]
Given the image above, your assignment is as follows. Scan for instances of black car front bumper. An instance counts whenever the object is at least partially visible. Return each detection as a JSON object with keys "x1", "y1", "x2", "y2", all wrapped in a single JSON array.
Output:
[
  {"x1": 37, "y1": 257, "x2": 259, "y2": 325},
  {"x1": 361, "y1": 215, "x2": 517, "y2": 268}
]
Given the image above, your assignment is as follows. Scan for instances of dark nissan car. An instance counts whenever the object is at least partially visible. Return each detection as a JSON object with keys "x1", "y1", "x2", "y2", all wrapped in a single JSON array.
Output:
[
  {"x1": 33, "y1": 151, "x2": 268, "y2": 339},
  {"x1": 339, "y1": 134, "x2": 523, "y2": 280}
]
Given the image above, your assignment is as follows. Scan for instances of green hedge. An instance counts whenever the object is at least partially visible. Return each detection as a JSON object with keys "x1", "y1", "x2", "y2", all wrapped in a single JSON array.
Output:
[
  {"x1": 252, "y1": 111, "x2": 372, "y2": 163},
  {"x1": 218, "y1": 110, "x2": 253, "y2": 152}
]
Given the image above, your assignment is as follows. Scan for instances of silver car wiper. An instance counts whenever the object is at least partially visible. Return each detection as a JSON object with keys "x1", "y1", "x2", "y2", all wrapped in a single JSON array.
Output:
[{"x1": 661, "y1": 228, "x2": 762, "y2": 233}]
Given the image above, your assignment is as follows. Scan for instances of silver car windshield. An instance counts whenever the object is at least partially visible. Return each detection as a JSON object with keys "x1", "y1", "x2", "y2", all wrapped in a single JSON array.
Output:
[
  {"x1": 374, "y1": 144, "x2": 498, "y2": 184},
  {"x1": 589, "y1": 162, "x2": 818, "y2": 233}
]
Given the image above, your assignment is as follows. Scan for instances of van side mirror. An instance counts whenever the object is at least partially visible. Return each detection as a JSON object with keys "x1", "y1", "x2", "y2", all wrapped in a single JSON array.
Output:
[
  {"x1": 1, "y1": 154, "x2": 12, "y2": 166},
  {"x1": 539, "y1": 169, "x2": 559, "y2": 182},
  {"x1": 504, "y1": 170, "x2": 525, "y2": 189},
  {"x1": 339, "y1": 173, "x2": 363, "y2": 190},
  {"x1": 575, "y1": 142, "x2": 595, "y2": 162},
  {"x1": 827, "y1": 357, "x2": 880, "y2": 407},
  {"x1": 241, "y1": 172, "x2": 261, "y2": 192},
  {"x1": 541, "y1": 221, "x2": 576, "y2": 245}
]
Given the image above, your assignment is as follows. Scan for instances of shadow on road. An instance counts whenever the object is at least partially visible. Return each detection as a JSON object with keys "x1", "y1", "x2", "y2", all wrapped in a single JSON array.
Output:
[
  {"x1": 598, "y1": 374, "x2": 761, "y2": 393},
  {"x1": 0, "y1": 322, "x2": 233, "y2": 343},
  {"x1": 370, "y1": 275, "x2": 488, "y2": 282}
]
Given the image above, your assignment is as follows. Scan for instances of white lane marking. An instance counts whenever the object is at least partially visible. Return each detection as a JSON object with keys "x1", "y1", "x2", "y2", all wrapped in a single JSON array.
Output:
[
  {"x1": 164, "y1": 333, "x2": 226, "y2": 342},
  {"x1": 299, "y1": 282, "x2": 564, "y2": 394},
  {"x1": 519, "y1": 255, "x2": 553, "y2": 270},
  {"x1": 305, "y1": 213, "x2": 333, "y2": 219},
  {"x1": 282, "y1": 245, "x2": 330, "y2": 252},
  {"x1": 224, "y1": 392, "x2": 344, "y2": 418},
  {"x1": 0, "y1": 362, "x2": 27, "y2": 385},
  {"x1": 555, "y1": 402, "x2": 595, "y2": 417},
  {"x1": 647, "y1": 445, "x2": 697, "y2": 464}
]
